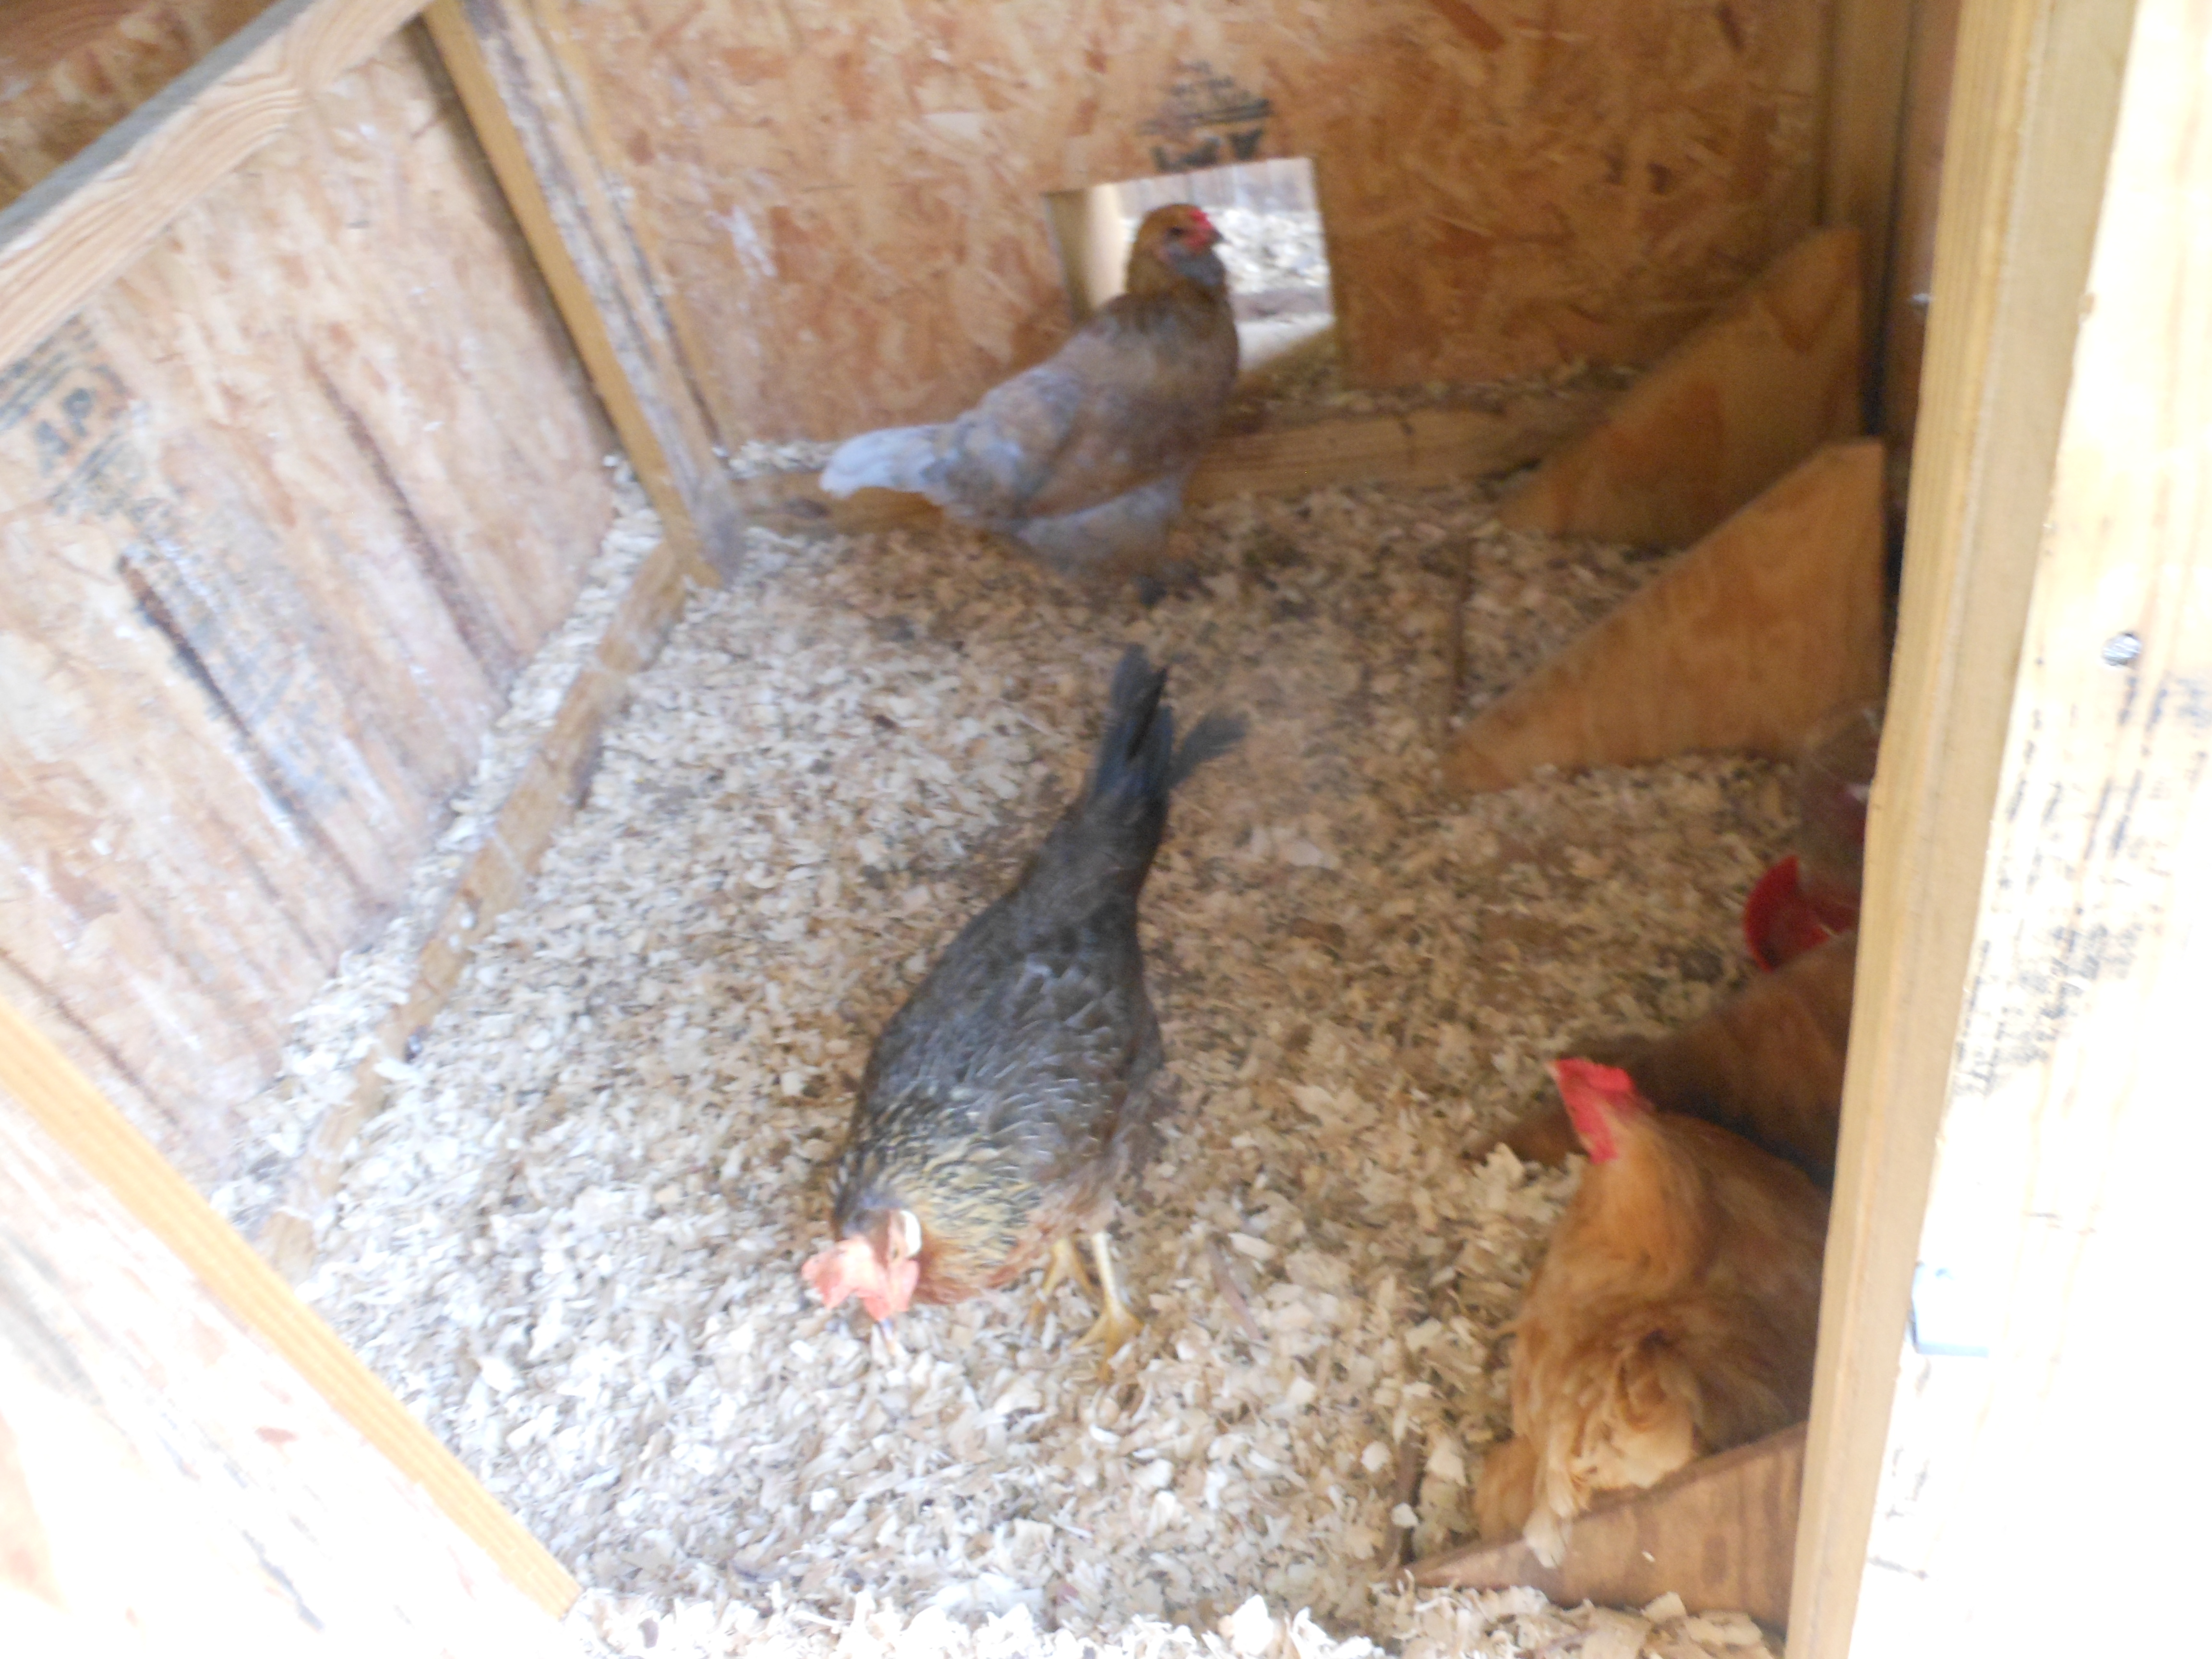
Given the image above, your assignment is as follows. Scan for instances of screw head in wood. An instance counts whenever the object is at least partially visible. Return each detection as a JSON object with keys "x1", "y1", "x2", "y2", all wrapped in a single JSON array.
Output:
[{"x1": 2102, "y1": 631, "x2": 2142, "y2": 667}]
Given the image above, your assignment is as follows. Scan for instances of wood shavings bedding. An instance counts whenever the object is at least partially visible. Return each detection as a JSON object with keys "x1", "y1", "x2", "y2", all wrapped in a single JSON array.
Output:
[
  {"x1": 210, "y1": 462, "x2": 661, "y2": 1242},
  {"x1": 302, "y1": 470, "x2": 1791, "y2": 1656}
]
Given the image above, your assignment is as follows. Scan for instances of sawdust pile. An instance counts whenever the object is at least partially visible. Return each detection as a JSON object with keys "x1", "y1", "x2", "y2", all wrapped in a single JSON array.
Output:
[{"x1": 302, "y1": 470, "x2": 1792, "y2": 1654}]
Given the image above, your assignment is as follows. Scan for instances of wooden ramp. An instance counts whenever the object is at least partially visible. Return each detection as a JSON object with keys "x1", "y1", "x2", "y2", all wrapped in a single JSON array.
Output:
[{"x1": 1406, "y1": 1423, "x2": 1807, "y2": 1629}]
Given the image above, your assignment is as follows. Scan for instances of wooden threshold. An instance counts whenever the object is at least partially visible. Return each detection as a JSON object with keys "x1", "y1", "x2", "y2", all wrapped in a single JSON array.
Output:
[
  {"x1": 726, "y1": 392, "x2": 1611, "y2": 540},
  {"x1": 0, "y1": 0, "x2": 428, "y2": 370}
]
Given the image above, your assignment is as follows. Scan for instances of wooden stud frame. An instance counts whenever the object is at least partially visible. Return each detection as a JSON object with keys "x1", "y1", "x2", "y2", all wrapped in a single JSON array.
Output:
[{"x1": 2, "y1": 0, "x2": 2199, "y2": 1647}]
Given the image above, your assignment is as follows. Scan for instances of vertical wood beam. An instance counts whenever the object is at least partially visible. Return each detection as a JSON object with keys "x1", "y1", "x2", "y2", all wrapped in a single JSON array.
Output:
[
  {"x1": 421, "y1": 0, "x2": 744, "y2": 584},
  {"x1": 1789, "y1": 0, "x2": 2135, "y2": 1651}
]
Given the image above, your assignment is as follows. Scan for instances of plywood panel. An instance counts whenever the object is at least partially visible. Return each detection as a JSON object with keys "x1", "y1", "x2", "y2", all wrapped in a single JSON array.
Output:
[
  {"x1": 0, "y1": 27, "x2": 613, "y2": 1191},
  {"x1": 478, "y1": 0, "x2": 1826, "y2": 441}
]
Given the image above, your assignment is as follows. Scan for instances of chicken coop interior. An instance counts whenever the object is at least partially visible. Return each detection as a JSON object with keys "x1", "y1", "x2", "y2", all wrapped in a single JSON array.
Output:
[{"x1": 2, "y1": 0, "x2": 2202, "y2": 1656}]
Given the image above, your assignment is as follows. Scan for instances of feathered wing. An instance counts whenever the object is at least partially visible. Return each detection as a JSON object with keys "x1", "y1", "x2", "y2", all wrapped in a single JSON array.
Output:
[{"x1": 820, "y1": 358, "x2": 1087, "y2": 518}]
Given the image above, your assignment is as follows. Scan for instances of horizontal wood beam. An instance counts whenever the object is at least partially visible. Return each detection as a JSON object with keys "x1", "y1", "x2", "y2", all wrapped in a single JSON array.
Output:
[
  {"x1": 0, "y1": 994, "x2": 578, "y2": 1617},
  {"x1": 0, "y1": 0, "x2": 428, "y2": 370}
]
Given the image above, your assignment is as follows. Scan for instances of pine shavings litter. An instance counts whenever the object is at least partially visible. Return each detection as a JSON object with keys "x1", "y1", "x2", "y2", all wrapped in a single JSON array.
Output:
[
  {"x1": 302, "y1": 463, "x2": 1791, "y2": 1653},
  {"x1": 210, "y1": 461, "x2": 663, "y2": 1242}
]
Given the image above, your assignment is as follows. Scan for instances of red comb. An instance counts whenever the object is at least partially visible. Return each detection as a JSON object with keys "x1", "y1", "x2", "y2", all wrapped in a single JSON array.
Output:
[{"x1": 1550, "y1": 1058, "x2": 1645, "y2": 1162}]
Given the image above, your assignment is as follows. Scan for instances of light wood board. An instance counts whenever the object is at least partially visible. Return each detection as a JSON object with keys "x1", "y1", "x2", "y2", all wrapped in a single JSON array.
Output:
[
  {"x1": 0, "y1": 0, "x2": 432, "y2": 370},
  {"x1": 0, "y1": 32, "x2": 615, "y2": 1193},
  {"x1": 0, "y1": 995, "x2": 579, "y2": 1619},
  {"x1": 1447, "y1": 441, "x2": 1889, "y2": 795},
  {"x1": 1786, "y1": 0, "x2": 2136, "y2": 1652},
  {"x1": 1816, "y1": 0, "x2": 2212, "y2": 1647},
  {"x1": 1496, "y1": 227, "x2": 1864, "y2": 547},
  {"x1": 427, "y1": 0, "x2": 745, "y2": 577},
  {"x1": 458, "y1": 0, "x2": 1825, "y2": 439},
  {"x1": 1409, "y1": 1424, "x2": 1807, "y2": 1629},
  {"x1": 733, "y1": 394, "x2": 1612, "y2": 541}
]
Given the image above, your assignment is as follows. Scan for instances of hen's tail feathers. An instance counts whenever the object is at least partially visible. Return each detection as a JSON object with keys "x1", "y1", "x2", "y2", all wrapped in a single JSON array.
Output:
[
  {"x1": 1087, "y1": 648, "x2": 1245, "y2": 811},
  {"x1": 1087, "y1": 647, "x2": 1175, "y2": 818},
  {"x1": 820, "y1": 425, "x2": 940, "y2": 498}
]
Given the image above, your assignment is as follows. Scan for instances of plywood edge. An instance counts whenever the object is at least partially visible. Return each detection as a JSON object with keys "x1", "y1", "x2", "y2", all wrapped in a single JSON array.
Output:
[
  {"x1": 425, "y1": 0, "x2": 747, "y2": 580},
  {"x1": 733, "y1": 395, "x2": 1611, "y2": 541},
  {"x1": 0, "y1": 993, "x2": 579, "y2": 1617},
  {"x1": 1445, "y1": 439, "x2": 1887, "y2": 795},
  {"x1": 421, "y1": 0, "x2": 729, "y2": 587},
  {"x1": 1407, "y1": 1423, "x2": 1807, "y2": 1628},
  {"x1": 259, "y1": 534, "x2": 692, "y2": 1281},
  {"x1": 1496, "y1": 226, "x2": 1864, "y2": 546},
  {"x1": 0, "y1": 0, "x2": 430, "y2": 370}
]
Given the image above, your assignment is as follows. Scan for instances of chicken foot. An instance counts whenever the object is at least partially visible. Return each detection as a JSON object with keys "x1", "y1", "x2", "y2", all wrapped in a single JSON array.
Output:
[
  {"x1": 1079, "y1": 1230, "x2": 1142, "y2": 1359},
  {"x1": 1029, "y1": 1235, "x2": 1088, "y2": 1331}
]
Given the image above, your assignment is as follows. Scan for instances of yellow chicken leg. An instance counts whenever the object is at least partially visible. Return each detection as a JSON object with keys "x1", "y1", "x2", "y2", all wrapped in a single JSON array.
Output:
[
  {"x1": 1031, "y1": 1235, "x2": 1088, "y2": 1330},
  {"x1": 1079, "y1": 1230, "x2": 1142, "y2": 1358}
]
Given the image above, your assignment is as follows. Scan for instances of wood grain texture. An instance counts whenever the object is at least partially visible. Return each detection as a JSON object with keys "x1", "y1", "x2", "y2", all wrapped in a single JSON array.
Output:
[
  {"x1": 0, "y1": 0, "x2": 434, "y2": 370},
  {"x1": 728, "y1": 395, "x2": 1613, "y2": 541},
  {"x1": 0, "y1": 31, "x2": 613, "y2": 1192},
  {"x1": 258, "y1": 535, "x2": 694, "y2": 1280},
  {"x1": 1447, "y1": 441, "x2": 1888, "y2": 795},
  {"x1": 421, "y1": 0, "x2": 733, "y2": 584},
  {"x1": 1827, "y1": 0, "x2": 2210, "y2": 1646},
  {"x1": 0, "y1": 995, "x2": 579, "y2": 1619},
  {"x1": 1877, "y1": 0, "x2": 1962, "y2": 450},
  {"x1": 0, "y1": 0, "x2": 270, "y2": 208},
  {"x1": 1496, "y1": 227, "x2": 1864, "y2": 546},
  {"x1": 1786, "y1": 0, "x2": 2133, "y2": 1653},
  {"x1": 1820, "y1": 0, "x2": 1916, "y2": 417},
  {"x1": 430, "y1": 0, "x2": 745, "y2": 576},
  {"x1": 468, "y1": 0, "x2": 1824, "y2": 441},
  {"x1": 1410, "y1": 1424, "x2": 1806, "y2": 1628}
]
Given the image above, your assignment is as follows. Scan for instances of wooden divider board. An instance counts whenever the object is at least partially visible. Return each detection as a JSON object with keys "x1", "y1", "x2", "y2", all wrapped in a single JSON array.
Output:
[
  {"x1": 1445, "y1": 440, "x2": 1888, "y2": 795},
  {"x1": 1787, "y1": 0, "x2": 2139, "y2": 1653},
  {"x1": 1408, "y1": 1424, "x2": 1807, "y2": 1629},
  {"x1": 424, "y1": 0, "x2": 743, "y2": 578},
  {"x1": 0, "y1": 996, "x2": 579, "y2": 1621},
  {"x1": 1806, "y1": 0, "x2": 2211, "y2": 1648},
  {"x1": 1495, "y1": 227, "x2": 1864, "y2": 548},
  {"x1": 733, "y1": 393, "x2": 1613, "y2": 542}
]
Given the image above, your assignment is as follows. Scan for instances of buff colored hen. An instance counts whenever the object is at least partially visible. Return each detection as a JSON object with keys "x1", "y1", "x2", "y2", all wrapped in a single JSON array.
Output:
[{"x1": 1476, "y1": 1059, "x2": 1828, "y2": 1566}]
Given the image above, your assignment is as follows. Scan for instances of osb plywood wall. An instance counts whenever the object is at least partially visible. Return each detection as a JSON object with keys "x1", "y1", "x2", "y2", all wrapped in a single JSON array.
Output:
[
  {"x1": 491, "y1": 0, "x2": 1826, "y2": 439},
  {"x1": 0, "y1": 24, "x2": 614, "y2": 1190}
]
